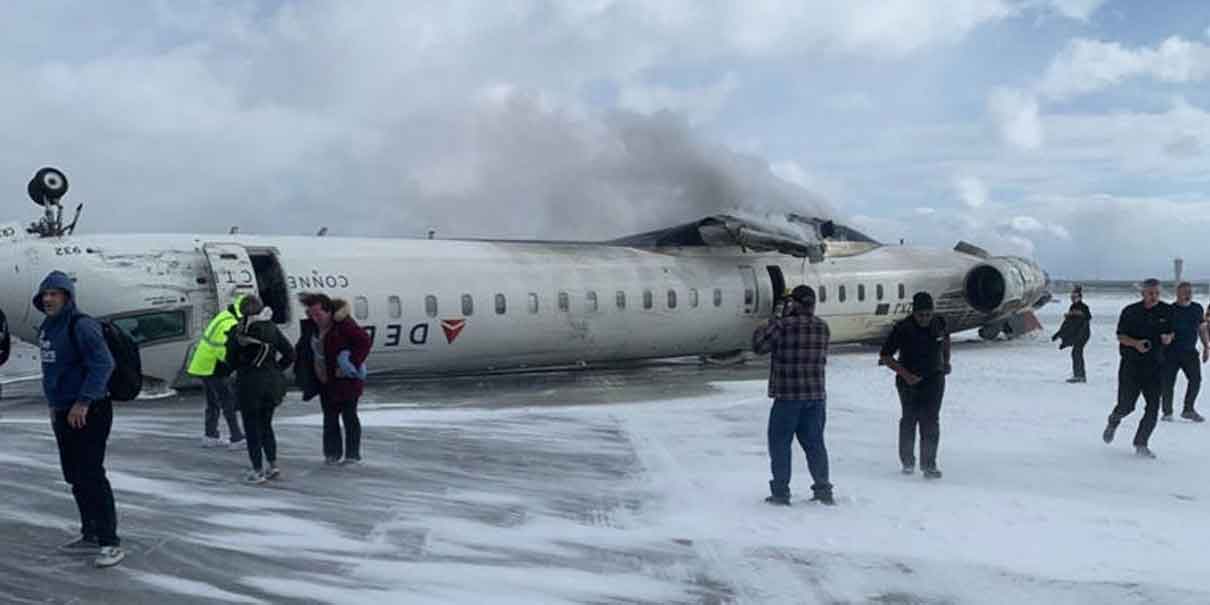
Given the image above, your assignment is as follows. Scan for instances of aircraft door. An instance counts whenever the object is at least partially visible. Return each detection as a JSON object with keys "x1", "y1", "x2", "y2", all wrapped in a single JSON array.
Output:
[
  {"x1": 739, "y1": 266, "x2": 758, "y2": 315},
  {"x1": 766, "y1": 266, "x2": 786, "y2": 307},
  {"x1": 202, "y1": 243, "x2": 259, "y2": 313}
]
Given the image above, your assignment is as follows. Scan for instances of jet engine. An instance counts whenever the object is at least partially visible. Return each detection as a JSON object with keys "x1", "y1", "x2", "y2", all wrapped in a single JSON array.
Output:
[{"x1": 963, "y1": 256, "x2": 1048, "y2": 317}]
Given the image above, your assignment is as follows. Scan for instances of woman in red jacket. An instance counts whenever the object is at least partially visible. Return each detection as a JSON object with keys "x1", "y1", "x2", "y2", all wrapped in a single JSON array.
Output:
[{"x1": 294, "y1": 292, "x2": 372, "y2": 464}]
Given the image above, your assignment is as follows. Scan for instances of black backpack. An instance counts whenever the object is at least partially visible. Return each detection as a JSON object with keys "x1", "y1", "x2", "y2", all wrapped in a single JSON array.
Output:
[{"x1": 69, "y1": 314, "x2": 143, "y2": 402}]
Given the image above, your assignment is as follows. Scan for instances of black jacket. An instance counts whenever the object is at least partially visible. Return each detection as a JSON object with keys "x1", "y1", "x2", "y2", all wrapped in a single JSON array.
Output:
[
  {"x1": 225, "y1": 317, "x2": 295, "y2": 409},
  {"x1": 1052, "y1": 302, "x2": 1091, "y2": 349}
]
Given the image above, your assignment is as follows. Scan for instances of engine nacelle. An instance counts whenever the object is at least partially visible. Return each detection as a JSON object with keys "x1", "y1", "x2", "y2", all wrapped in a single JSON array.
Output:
[{"x1": 964, "y1": 257, "x2": 1047, "y2": 317}]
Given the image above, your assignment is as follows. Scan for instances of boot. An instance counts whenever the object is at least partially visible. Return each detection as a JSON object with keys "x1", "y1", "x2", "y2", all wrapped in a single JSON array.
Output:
[{"x1": 1181, "y1": 409, "x2": 1205, "y2": 423}]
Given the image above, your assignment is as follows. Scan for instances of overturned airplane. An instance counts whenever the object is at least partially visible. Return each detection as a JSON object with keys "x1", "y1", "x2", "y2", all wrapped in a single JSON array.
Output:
[{"x1": 0, "y1": 168, "x2": 1049, "y2": 391}]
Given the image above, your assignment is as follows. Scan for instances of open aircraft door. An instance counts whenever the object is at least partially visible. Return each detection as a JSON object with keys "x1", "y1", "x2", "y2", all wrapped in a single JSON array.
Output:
[
  {"x1": 202, "y1": 243, "x2": 259, "y2": 313},
  {"x1": 739, "y1": 266, "x2": 759, "y2": 315}
]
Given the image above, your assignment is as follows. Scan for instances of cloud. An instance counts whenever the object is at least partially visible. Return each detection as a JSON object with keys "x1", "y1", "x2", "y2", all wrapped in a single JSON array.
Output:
[
  {"x1": 954, "y1": 176, "x2": 989, "y2": 208},
  {"x1": 988, "y1": 88, "x2": 1044, "y2": 149},
  {"x1": 1044, "y1": 0, "x2": 1108, "y2": 20},
  {"x1": 1038, "y1": 36, "x2": 1210, "y2": 100},
  {"x1": 618, "y1": 73, "x2": 740, "y2": 123}
]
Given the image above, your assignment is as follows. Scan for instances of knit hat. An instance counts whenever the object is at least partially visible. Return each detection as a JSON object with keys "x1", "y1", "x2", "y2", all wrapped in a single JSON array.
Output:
[{"x1": 912, "y1": 291, "x2": 934, "y2": 312}]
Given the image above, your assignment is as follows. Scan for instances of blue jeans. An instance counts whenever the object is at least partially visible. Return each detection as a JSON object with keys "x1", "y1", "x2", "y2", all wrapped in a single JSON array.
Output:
[{"x1": 768, "y1": 398, "x2": 831, "y2": 498}]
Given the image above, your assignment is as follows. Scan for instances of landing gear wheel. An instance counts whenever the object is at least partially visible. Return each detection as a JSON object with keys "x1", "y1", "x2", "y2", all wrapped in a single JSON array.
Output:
[
  {"x1": 27, "y1": 167, "x2": 69, "y2": 206},
  {"x1": 978, "y1": 324, "x2": 1002, "y2": 341}
]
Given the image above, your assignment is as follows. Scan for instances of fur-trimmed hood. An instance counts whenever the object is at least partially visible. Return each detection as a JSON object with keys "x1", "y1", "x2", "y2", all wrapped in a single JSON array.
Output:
[{"x1": 332, "y1": 298, "x2": 352, "y2": 322}]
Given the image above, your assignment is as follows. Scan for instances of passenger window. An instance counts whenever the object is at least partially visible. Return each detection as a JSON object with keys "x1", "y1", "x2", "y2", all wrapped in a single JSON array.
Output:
[
  {"x1": 425, "y1": 295, "x2": 438, "y2": 318},
  {"x1": 688, "y1": 288, "x2": 699, "y2": 308},
  {"x1": 713, "y1": 288, "x2": 723, "y2": 307},
  {"x1": 858, "y1": 284, "x2": 866, "y2": 302},
  {"x1": 388, "y1": 296, "x2": 402, "y2": 319},
  {"x1": 111, "y1": 310, "x2": 187, "y2": 345},
  {"x1": 462, "y1": 294, "x2": 474, "y2": 316},
  {"x1": 616, "y1": 291, "x2": 626, "y2": 310},
  {"x1": 667, "y1": 290, "x2": 677, "y2": 309},
  {"x1": 528, "y1": 293, "x2": 539, "y2": 314},
  {"x1": 876, "y1": 284, "x2": 884, "y2": 301},
  {"x1": 354, "y1": 296, "x2": 369, "y2": 320},
  {"x1": 643, "y1": 290, "x2": 653, "y2": 310},
  {"x1": 898, "y1": 284, "x2": 906, "y2": 300},
  {"x1": 819, "y1": 285, "x2": 827, "y2": 303},
  {"x1": 495, "y1": 293, "x2": 507, "y2": 315},
  {"x1": 586, "y1": 291, "x2": 598, "y2": 312},
  {"x1": 839, "y1": 286, "x2": 847, "y2": 303},
  {"x1": 558, "y1": 291, "x2": 570, "y2": 312}
]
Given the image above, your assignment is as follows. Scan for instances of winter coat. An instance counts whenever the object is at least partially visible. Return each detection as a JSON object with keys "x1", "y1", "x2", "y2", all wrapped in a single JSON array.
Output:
[
  {"x1": 1052, "y1": 305, "x2": 1091, "y2": 350},
  {"x1": 33, "y1": 271, "x2": 115, "y2": 409},
  {"x1": 294, "y1": 299, "x2": 371, "y2": 403},
  {"x1": 225, "y1": 311, "x2": 295, "y2": 410},
  {"x1": 0, "y1": 306, "x2": 10, "y2": 368}
]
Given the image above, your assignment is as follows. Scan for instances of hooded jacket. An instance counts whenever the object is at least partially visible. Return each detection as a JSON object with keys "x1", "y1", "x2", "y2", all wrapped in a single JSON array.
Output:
[
  {"x1": 34, "y1": 271, "x2": 115, "y2": 409},
  {"x1": 226, "y1": 308, "x2": 295, "y2": 409},
  {"x1": 186, "y1": 295, "x2": 245, "y2": 377},
  {"x1": 294, "y1": 299, "x2": 371, "y2": 403}
]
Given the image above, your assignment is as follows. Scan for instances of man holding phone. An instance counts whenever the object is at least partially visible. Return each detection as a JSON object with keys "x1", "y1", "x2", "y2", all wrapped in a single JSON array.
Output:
[{"x1": 1103, "y1": 278, "x2": 1174, "y2": 458}]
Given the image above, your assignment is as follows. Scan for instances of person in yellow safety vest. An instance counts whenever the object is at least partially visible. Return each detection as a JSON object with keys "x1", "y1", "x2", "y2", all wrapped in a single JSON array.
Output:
[{"x1": 188, "y1": 295, "x2": 246, "y2": 449}]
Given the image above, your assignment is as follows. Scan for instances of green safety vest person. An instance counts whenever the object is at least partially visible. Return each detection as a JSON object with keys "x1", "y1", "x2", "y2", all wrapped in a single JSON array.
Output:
[{"x1": 187, "y1": 295, "x2": 246, "y2": 377}]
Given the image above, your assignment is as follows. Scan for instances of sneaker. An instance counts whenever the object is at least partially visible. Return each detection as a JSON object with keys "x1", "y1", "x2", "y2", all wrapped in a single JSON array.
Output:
[
  {"x1": 324, "y1": 456, "x2": 341, "y2": 466},
  {"x1": 228, "y1": 438, "x2": 246, "y2": 451},
  {"x1": 1181, "y1": 409, "x2": 1206, "y2": 423},
  {"x1": 58, "y1": 536, "x2": 99, "y2": 554},
  {"x1": 340, "y1": 457, "x2": 361, "y2": 466},
  {"x1": 264, "y1": 466, "x2": 281, "y2": 480},
  {"x1": 1102, "y1": 421, "x2": 1118, "y2": 444},
  {"x1": 1135, "y1": 446, "x2": 1157, "y2": 459},
  {"x1": 94, "y1": 546, "x2": 125, "y2": 568},
  {"x1": 244, "y1": 469, "x2": 267, "y2": 484},
  {"x1": 201, "y1": 436, "x2": 230, "y2": 448},
  {"x1": 901, "y1": 464, "x2": 915, "y2": 475},
  {"x1": 1161, "y1": 414, "x2": 1174, "y2": 422},
  {"x1": 809, "y1": 493, "x2": 836, "y2": 506},
  {"x1": 922, "y1": 468, "x2": 943, "y2": 480},
  {"x1": 764, "y1": 495, "x2": 791, "y2": 506}
]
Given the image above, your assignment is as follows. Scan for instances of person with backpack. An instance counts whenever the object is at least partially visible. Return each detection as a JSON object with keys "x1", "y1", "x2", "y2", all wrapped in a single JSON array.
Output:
[
  {"x1": 34, "y1": 271, "x2": 125, "y2": 568},
  {"x1": 225, "y1": 296, "x2": 295, "y2": 484},
  {"x1": 294, "y1": 292, "x2": 371, "y2": 465},
  {"x1": 186, "y1": 295, "x2": 246, "y2": 449}
]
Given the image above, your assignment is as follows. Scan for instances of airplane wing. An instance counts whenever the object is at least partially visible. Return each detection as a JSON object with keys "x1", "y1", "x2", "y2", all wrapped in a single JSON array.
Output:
[{"x1": 611, "y1": 214, "x2": 828, "y2": 262}]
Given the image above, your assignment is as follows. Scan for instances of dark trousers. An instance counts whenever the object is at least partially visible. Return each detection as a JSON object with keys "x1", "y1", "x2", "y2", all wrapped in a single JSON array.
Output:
[
  {"x1": 1111, "y1": 360, "x2": 1163, "y2": 447},
  {"x1": 1071, "y1": 343, "x2": 1086, "y2": 379},
  {"x1": 1161, "y1": 350, "x2": 1201, "y2": 415},
  {"x1": 240, "y1": 405, "x2": 277, "y2": 471},
  {"x1": 51, "y1": 399, "x2": 119, "y2": 547},
  {"x1": 321, "y1": 394, "x2": 361, "y2": 460},
  {"x1": 767, "y1": 399, "x2": 831, "y2": 498},
  {"x1": 203, "y1": 376, "x2": 243, "y2": 441},
  {"x1": 897, "y1": 375, "x2": 945, "y2": 470}
]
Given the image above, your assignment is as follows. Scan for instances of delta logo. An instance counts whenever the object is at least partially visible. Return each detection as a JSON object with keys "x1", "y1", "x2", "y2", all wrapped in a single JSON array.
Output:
[{"x1": 440, "y1": 319, "x2": 466, "y2": 344}]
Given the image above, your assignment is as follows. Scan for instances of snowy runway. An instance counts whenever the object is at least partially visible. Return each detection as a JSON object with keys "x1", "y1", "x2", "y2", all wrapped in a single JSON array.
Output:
[{"x1": 1, "y1": 294, "x2": 1208, "y2": 604}]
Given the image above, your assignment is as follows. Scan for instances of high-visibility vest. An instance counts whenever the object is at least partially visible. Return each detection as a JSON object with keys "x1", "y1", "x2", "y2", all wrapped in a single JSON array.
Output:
[{"x1": 186, "y1": 296, "x2": 244, "y2": 377}]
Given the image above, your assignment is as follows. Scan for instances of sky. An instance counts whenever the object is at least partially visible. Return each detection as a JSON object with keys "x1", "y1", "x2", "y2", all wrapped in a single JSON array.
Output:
[{"x1": 0, "y1": 1, "x2": 1207, "y2": 279}]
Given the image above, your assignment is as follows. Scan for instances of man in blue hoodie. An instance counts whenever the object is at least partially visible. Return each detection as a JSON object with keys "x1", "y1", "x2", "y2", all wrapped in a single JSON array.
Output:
[{"x1": 35, "y1": 271, "x2": 124, "y2": 568}]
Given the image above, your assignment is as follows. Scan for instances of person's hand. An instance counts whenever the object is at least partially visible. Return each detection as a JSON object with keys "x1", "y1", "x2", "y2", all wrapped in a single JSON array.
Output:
[
  {"x1": 67, "y1": 403, "x2": 89, "y2": 429},
  {"x1": 1136, "y1": 339, "x2": 1152, "y2": 353},
  {"x1": 944, "y1": 363, "x2": 952, "y2": 376},
  {"x1": 772, "y1": 302, "x2": 785, "y2": 318},
  {"x1": 904, "y1": 372, "x2": 923, "y2": 385},
  {"x1": 1161, "y1": 334, "x2": 1174, "y2": 346},
  {"x1": 1202, "y1": 348, "x2": 1208, "y2": 364}
]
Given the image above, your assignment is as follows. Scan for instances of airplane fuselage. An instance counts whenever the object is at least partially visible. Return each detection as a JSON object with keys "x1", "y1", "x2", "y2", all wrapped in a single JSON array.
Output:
[{"x1": 0, "y1": 231, "x2": 1047, "y2": 388}]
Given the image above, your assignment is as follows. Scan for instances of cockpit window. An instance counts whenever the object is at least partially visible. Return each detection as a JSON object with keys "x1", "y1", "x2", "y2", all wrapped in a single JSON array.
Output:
[{"x1": 110, "y1": 310, "x2": 187, "y2": 346}]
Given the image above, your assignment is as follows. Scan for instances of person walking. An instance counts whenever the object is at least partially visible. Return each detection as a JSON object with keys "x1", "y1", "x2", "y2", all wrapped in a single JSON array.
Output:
[
  {"x1": 294, "y1": 293, "x2": 371, "y2": 465},
  {"x1": 226, "y1": 296, "x2": 295, "y2": 483},
  {"x1": 186, "y1": 295, "x2": 246, "y2": 449},
  {"x1": 35, "y1": 271, "x2": 125, "y2": 567},
  {"x1": 1160, "y1": 281, "x2": 1206, "y2": 423},
  {"x1": 1103, "y1": 278, "x2": 1174, "y2": 457},
  {"x1": 751, "y1": 285, "x2": 834, "y2": 506},
  {"x1": 880, "y1": 292, "x2": 951, "y2": 479},
  {"x1": 1052, "y1": 285, "x2": 1091, "y2": 383}
]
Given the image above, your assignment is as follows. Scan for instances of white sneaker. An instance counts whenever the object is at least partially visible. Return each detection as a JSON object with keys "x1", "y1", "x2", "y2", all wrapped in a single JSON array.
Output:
[
  {"x1": 264, "y1": 466, "x2": 281, "y2": 480},
  {"x1": 228, "y1": 438, "x2": 246, "y2": 451},
  {"x1": 94, "y1": 545, "x2": 125, "y2": 568},
  {"x1": 201, "y1": 436, "x2": 230, "y2": 448},
  {"x1": 244, "y1": 469, "x2": 266, "y2": 484}
]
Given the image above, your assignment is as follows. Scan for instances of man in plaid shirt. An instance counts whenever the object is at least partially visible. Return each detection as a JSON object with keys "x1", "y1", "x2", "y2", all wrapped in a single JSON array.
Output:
[{"x1": 752, "y1": 285, "x2": 834, "y2": 506}]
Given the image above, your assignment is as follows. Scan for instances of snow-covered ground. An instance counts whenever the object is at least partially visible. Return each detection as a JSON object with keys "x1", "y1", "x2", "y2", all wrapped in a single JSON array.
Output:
[{"x1": 2, "y1": 293, "x2": 1208, "y2": 604}]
